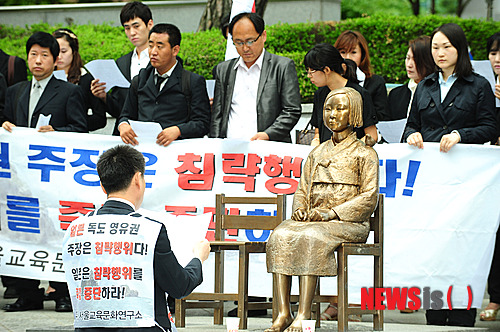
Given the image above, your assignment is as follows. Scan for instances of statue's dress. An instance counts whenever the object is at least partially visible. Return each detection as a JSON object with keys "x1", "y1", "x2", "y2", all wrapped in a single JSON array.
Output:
[{"x1": 266, "y1": 132, "x2": 379, "y2": 276}]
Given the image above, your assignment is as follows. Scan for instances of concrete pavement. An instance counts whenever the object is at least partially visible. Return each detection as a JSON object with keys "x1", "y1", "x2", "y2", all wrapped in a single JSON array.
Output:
[{"x1": 1, "y1": 283, "x2": 499, "y2": 332}]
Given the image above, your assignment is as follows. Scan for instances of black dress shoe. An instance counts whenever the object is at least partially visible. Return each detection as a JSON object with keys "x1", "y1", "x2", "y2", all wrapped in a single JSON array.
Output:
[
  {"x1": 55, "y1": 296, "x2": 72, "y2": 312},
  {"x1": 3, "y1": 296, "x2": 43, "y2": 312},
  {"x1": 3, "y1": 287, "x2": 19, "y2": 299}
]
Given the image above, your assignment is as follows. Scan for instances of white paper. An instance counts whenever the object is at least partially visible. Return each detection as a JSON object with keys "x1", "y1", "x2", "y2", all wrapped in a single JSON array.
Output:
[
  {"x1": 53, "y1": 70, "x2": 67, "y2": 81},
  {"x1": 206, "y1": 79, "x2": 215, "y2": 99},
  {"x1": 377, "y1": 118, "x2": 407, "y2": 143},
  {"x1": 129, "y1": 120, "x2": 163, "y2": 140},
  {"x1": 35, "y1": 114, "x2": 52, "y2": 129},
  {"x1": 84, "y1": 59, "x2": 130, "y2": 92},
  {"x1": 137, "y1": 210, "x2": 212, "y2": 267},
  {"x1": 471, "y1": 60, "x2": 499, "y2": 107}
]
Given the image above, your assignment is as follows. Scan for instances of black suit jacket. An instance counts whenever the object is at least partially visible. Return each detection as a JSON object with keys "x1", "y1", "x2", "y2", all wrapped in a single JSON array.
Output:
[
  {"x1": 0, "y1": 49, "x2": 27, "y2": 87},
  {"x1": 120, "y1": 62, "x2": 210, "y2": 138},
  {"x1": 3, "y1": 76, "x2": 88, "y2": 133},
  {"x1": 106, "y1": 51, "x2": 133, "y2": 135},
  {"x1": 77, "y1": 200, "x2": 203, "y2": 332},
  {"x1": 364, "y1": 74, "x2": 388, "y2": 121},
  {"x1": 210, "y1": 50, "x2": 302, "y2": 142},
  {"x1": 0, "y1": 73, "x2": 6, "y2": 124},
  {"x1": 404, "y1": 72, "x2": 496, "y2": 143},
  {"x1": 387, "y1": 83, "x2": 411, "y2": 121},
  {"x1": 79, "y1": 72, "x2": 107, "y2": 131}
]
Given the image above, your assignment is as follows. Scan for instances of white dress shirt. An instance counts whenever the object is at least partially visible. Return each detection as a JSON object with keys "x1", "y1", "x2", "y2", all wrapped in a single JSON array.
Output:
[
  {"x1": 227, "y1": 50, "x2": 265, "y2": 140},
  {"x1": 130, "y1": 47, "x2": 150, "y2": 79}
]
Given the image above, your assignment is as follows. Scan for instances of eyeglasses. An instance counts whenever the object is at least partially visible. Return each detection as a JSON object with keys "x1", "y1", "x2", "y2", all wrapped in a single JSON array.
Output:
[
  {"x1": 306, "y1": 69, "x2": 318, "y2": 76},
  {"x1": 233, "y1": 33, "x2": 262, "y2": 48}
]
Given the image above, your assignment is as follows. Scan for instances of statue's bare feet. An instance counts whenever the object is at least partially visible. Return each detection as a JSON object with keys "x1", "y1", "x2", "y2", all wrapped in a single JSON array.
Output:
[
  {"x1": 284, "y1": 313, "x2": 310, "y2": 332},
  {"x1": 264, "y1": 314, "x2": 293, "y2": 332}
]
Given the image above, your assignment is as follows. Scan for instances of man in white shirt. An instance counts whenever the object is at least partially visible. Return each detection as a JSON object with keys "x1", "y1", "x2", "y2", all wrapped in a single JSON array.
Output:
[
  {"x1": 91, "y1": 1, "x2": 153, "y2": 135},
  {"x1": 210, "y1": 12, "x2": 301, "y2": 143}
]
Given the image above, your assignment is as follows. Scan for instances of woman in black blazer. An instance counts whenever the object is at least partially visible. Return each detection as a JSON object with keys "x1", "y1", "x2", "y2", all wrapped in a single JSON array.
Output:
[
  {"x1": 404, "y1": 24, "x2": 496, "y2": 154},
  {"x1": 387, "y1": 36, "x2": 435, "y2": 121},
  {"x1": 335, "y1": 30, "x2": 389, "y2": 121},
  {"x1": 53, "y1": 29, "x2": 107, "y2": 132},
  {"x1": 479, "y1": 32, "x2": 500, "y2": 323}
]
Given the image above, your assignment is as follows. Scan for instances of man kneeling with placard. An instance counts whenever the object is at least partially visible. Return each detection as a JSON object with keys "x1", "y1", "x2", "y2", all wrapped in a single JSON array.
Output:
[{"x1": 63, "y1": 144, "x2": 210, "y2": 331}]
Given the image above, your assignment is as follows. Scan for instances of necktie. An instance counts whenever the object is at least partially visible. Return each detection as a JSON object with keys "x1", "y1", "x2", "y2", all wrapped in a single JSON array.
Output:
[
  {"x1": 156, "y1": 75, "x2": 167, "y2": 93},
  {"x1": 28, "y1": 82, "x2": 42, "y2": 127}
]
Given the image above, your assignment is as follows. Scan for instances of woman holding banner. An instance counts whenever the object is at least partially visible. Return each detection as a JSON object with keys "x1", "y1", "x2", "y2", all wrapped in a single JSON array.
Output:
[{"x1": 403, "y1": 23, "x2": 496, "y2": 327}]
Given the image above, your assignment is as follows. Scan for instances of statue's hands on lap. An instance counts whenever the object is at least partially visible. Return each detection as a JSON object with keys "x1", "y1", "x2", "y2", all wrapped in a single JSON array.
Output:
[
  {"x1": 308, "y1": 208, "x2": 338, "y2": 222},
  {"x1": 291, "y1": 208, "x2": 308, "y2": 221}
]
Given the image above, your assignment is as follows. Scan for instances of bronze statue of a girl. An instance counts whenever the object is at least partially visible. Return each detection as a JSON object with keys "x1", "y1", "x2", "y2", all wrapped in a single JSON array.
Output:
[{"x1": 265, "y1": 87, "x2": 379, "y2": 332}]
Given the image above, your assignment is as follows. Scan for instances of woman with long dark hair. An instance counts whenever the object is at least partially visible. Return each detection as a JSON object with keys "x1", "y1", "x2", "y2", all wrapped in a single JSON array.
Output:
[
  {"x1": 403, "y1": 23, "x2": 496, "y2": 327},
  {"x1": 335, "y1": 30, "x2": 389, "y2": 122},
  {"x1": 305, "y1": 43, "x2": 378, "y2": 147},
  {"x1": 53, "y1": 28, "x2": 107, "y2": 131},
  {"x1": 387, "y1": 36, "x2": 435, "y2": 121}
]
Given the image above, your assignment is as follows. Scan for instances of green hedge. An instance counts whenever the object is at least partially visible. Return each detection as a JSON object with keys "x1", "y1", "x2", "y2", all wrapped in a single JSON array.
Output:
[{"x1": 1, "y1": 15, "x2": 499, "y2": 102}]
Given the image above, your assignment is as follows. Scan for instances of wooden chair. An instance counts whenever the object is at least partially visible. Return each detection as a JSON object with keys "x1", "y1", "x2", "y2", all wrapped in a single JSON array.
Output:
[
  {"x1": 175, "y1": 193, "x2": 286, "y2": 330},
  {"x1": 289, "y1": 194, "x2": 384, "y2": 332}
]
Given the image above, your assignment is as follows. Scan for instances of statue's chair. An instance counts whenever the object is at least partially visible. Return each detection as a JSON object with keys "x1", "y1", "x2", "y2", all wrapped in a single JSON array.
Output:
[
  {"x1": 175, "y1": 194, "x2": 286, "y2": 330},
  {"x1": 289, "y1": 193, "x2": 384, "y2": 332}
]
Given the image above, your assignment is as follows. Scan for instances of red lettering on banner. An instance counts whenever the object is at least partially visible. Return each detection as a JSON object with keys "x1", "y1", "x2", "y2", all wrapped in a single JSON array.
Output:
[
  {"x1": 202, "y1": 206, "x2": 239, "y2": 241},
  {"x1": 386, "y1": 287, "x2": 408, "y2": 310},
  {"x1": 203, "y1": 207, "x2": 216, "y2": 241},
  {"x1": 175, "y1": 153, "x2": 214, "y2": 190},
  {"x1": 282, "y1": 156, "x2": 303, "y2": 177},
  {"x1": 222, "y1": 153, "x2": 261, "y2": 192},
  {"x1": 407, "y1": 287, "x2": 421, "y2": 310},
  {"x1": 265, "y1": 177, "x2": 298, "y2": 195},
  {"x1": 361, "y1": 287, "x2": 374, "y2": 310},
  {"x1": 262, "y1": 155, "x2": 302, "y2": 195},
  {"x1": 59, "y1": 201, "x2": 95, "y2": 230},
  {"x1": 375, "y1": 288, "x2": 386, "y2": 310},
  {"x1": 165, "y1": 206, "x2": 197, "y2": 215}
]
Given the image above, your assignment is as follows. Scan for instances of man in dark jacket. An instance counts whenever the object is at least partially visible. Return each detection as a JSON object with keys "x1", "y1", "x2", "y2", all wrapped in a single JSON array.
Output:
[
  {"x1": 64, "y1": 145, "x2": 210, "y2": 331},
  {"x1": 118, "y1": 23, "x2": 210, "y2": 147}
]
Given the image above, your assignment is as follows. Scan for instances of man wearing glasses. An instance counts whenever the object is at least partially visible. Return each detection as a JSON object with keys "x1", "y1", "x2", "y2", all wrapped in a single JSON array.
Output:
[{"x1": 210, "y1": 12, "x2": 301, "y2": 143}]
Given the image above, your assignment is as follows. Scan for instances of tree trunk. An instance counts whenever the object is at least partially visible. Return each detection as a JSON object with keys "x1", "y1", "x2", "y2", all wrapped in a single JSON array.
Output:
[
  {"x1": 486, "y1": 0, "x2": 493, "y2": 20},
  {"x1": 457, "y1": 0, "x2": 472, "y2": 17},
  {"x1": 430, "y1": 0, "x2": 435, "y2": 14},
  {"x1": 198, "y1": 0, "x2": 269, "y2": 32},
  {"x1": 408, "y1": 0, "x2": 420, "y2": 16}
]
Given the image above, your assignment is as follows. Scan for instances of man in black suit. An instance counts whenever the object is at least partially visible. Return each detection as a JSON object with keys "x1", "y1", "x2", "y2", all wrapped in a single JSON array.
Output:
[
  {"x1": 1, "y1": 32, "x2": 87, "y2": 134},
  {"x1": 91, "y1": 1, "x2": 153, "y2": 135},
  {"x1": 118, "y1": 23, "x2": 210, "y2": 147},
  {"x1": 1, "y1": 32, "x2": 87, "y2": 313},
  {"x1": 64, "y1": 144, "x2": 210, "y2": 331}
]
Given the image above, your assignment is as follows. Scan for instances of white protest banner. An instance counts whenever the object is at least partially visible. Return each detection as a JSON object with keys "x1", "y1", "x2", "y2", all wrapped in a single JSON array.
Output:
[
  {"x1": 63, "y1": 214, "x2": 161, "y2": 328},
  {"x1": 1, "y1": 128, "x2": 499, "y2": 309}
]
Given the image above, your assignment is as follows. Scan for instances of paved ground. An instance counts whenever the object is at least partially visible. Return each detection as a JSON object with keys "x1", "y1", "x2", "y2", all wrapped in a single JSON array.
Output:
[{"x1": 0, "y1": 283, "x2": 499, "y2": 332}]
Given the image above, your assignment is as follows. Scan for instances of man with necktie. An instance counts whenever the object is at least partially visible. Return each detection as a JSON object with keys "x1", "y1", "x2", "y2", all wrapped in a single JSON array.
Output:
[{"x1": 118, "y1": 23, "x2": 210, "y2": 147}]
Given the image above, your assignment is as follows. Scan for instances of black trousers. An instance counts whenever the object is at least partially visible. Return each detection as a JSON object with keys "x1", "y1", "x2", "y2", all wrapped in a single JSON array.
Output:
[
  {"x1": 15, "y1": 277, "x2": 69, "y2": 300},
  {"x1": 426, "y1": 309, "x2": 476, "y2": 327},
  {"x1": 488, "y1": 224, "x2": 500, "y2": 304}
]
